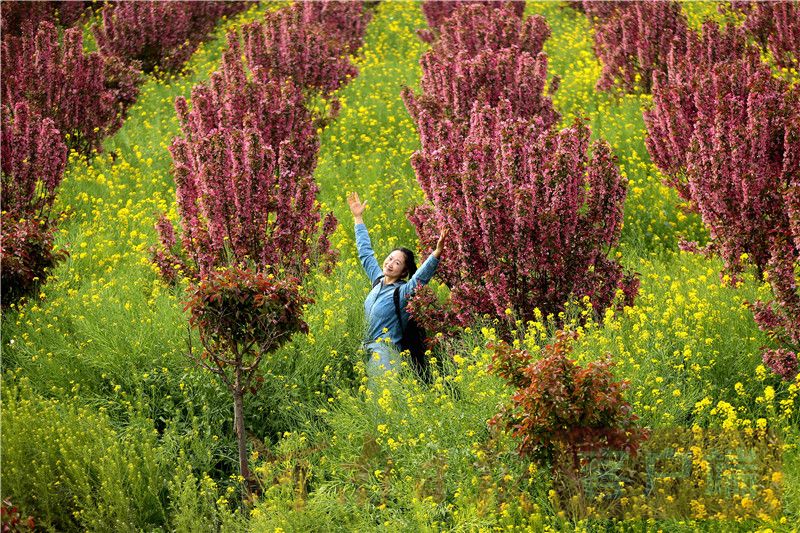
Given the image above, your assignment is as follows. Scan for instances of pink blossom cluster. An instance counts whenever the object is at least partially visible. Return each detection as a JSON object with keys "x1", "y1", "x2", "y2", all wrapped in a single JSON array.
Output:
[
  {"x1": 92, "y1": 1, "x2": 247, "y2": 74},
  {"x1": 579, "y1": 0, "x2": 690, "y2": 93},
  {"x1": 730, "y1": 1, "x2": 799, "y2": 69},
  {"x1": 152, "y1": 2, "x2": 372, "y2": 284},
  {"x1": 1, "y1": 101, "x2": 68, "y2": 307},
  {"x1": 1, "y1": 101, "x2": 67, "y2": 219},
  {"x1": 418, "y1": 1, "x2": 524, "y2": 43},
  {"x1": 644, "y1": 20, "x2": 800, "y2": 376},
  {"x1": 2, "y1": 21, "x2": 141, "y2": 155},
  {"x1": 0, "y1": 1, "x2": 88, "y2": 36},
  {"x1": 403, "y1": 4, "x2": 560, "y2": 151},
  {"x1": 243, "y1": 1, "x2": 371, "y2": 98},
  {"x1": 761, "y1": 348, "x2": 799, "y2": 382},
  {"x1": 405, "y1": 4, "x2": 635, "y2": 327}
]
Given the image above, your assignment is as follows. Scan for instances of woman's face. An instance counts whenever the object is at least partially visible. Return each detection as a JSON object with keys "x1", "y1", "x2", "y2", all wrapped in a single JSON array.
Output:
[{"x1": 382, "y1": 250, "x2": 407, "y2": 279}]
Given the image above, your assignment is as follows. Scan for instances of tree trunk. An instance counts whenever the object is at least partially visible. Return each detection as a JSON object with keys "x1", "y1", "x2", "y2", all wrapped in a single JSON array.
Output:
[{"x1": 232, "y1": 371, "x2": 251, "y2": 496}]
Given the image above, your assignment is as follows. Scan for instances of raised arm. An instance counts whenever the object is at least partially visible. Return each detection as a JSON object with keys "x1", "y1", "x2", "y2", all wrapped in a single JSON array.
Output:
[
  {"x1": 399, "y1": 228, "x2": 448, "y2": 302},
  {"x1": 348, "y1": 192, "x2": 383, "y2": 283}
]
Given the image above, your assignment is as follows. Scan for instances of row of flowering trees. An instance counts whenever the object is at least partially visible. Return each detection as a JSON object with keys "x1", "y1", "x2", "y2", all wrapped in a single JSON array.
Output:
[
  {"x1": 571, "y1": 0, "x2": 798, "y2": 94},
  {"x1": 404, "y1": 1, "x2": 645, "y2": 486},
  {"x1": 0, "y1": 1, "x2": 245, "y2": 310},
  {"x1": 150, "y1": 0, "x2": 372, "y2": 495}
]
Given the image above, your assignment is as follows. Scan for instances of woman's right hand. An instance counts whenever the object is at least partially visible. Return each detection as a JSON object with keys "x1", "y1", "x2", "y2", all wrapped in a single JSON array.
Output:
[{"x1": 347, "y1": 192, "x2": 366, "y2": 221}]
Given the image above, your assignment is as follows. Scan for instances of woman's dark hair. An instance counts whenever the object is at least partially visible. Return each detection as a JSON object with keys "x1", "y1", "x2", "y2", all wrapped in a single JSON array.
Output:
[{"x1": 394, "y1": 247, "x2": 417, "y2": 279}]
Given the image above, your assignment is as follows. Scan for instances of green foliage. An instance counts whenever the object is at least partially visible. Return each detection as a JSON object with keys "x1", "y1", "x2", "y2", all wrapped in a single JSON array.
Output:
[{"x1": 0, "y1": 374, "x2": 167, "y2": 531}]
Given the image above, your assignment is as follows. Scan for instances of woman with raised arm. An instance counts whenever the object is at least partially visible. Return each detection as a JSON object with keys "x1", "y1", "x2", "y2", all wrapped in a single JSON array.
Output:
[{"x1": 347, "y1": 192, "x2": 447, "y2": 376}]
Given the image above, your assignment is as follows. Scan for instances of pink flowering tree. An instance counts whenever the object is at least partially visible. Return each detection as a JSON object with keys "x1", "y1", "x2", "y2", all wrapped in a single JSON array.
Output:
[
  {"x1": 0, "y1": 0, "x2": 88, "y2": 36},
  {"x1": 730, "y1": 0, "x2": 799, "y2": 70},
  {"x1": 408, "y1": 101, "x2": 637, "y2": 327},
  {"x1": 403, "y1": 4, "x2": 560, "y2": 156},
  {"x1": 1, "y1": 21, "x2": 140, "y2": 155},
  {"x1": 92, "y1": 1, "x2": 247, "y2": 74},
  {"x1": 589, "y1": 0, "x2": 690, "y2": 93},
  {"x1": 1, "y1": 101, "x2": 68, "y2": 307},
  {"x1": 242, "y1": 1, "x2": 369, "y2": 100},
  {"x1": 418, "y1": 0, "x2": 524, "y2": 42},
  {"x1": 644, "y1": 21, "x2": 800, "y2": 379},
  {"x1": 151, "y1": 31, "x2": 341, "y2": 492},
  {"x1": 295, "y1": 0, "x2": 373, "y2": 56}
]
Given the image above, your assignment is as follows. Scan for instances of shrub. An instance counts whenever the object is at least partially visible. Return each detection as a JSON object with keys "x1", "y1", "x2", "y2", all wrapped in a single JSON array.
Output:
[
  {"x1": 92, "y1": 1, "x2": 247, "y2": 74},
  {"x1": 294, "y1": 0, "x2": 373, "y2": 56},
  {"x1": 407, "y1": 104, "x2": 636, "y2": 327},
  {"x1": 590, "y1": 0, "x2": 690, "y2": 93},
  {"x1": 0, "y1": 0, "x2": 88, "y2": 36},
  {"x1": 490, "y1": 331, "x2": 647, "y2": 477},
  {"x1": 643, "y1": 21, "x2": 756, "y2": 196},
  {"x1": 645, "y1": 19, "x2": 800, "y2": 380},
  {"x1": 0, "y1": 101, "x2": 68, "y2": 308},
  {"x1": 1, "y1": 21, "x2": 141, "y2": 154}
]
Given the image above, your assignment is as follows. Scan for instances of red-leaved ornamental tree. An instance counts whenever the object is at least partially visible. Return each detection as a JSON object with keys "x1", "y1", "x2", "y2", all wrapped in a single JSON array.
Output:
[
  {"x1": 1, "y1": 21, "x2": 140, "y2": 155},
  {"x1": 1, "y1": 101, "x2": 68, "y2": 308},
  {"x1": 151, "y1": 27, "x2": 346, "y2": 492},
  {"x1": 490, "y1": 331, "x2": 647, "y2": 481},
  {"x1": 408, "y1": 102, "x2": 637, "y2": 327},
  {"x1": 92, "y1": 1, "x2": 247, "y2": 74},
  {"x1": 589, "y1": 0, "x2": 690, "y2": 93}
]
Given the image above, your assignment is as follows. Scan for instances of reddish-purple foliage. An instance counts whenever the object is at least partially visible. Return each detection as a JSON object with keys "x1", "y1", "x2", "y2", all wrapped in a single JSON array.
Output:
[
  {"x1": 419, "y1": 0, "x2": 524, "y2": 42},
  {"x1": 1, "y1": 101, "x2": 67, "y2": 218},
  {"x1": 2, "y1": 21, "x2": 141, "y2": 154},
  {"x1": 242, "y1": 1, "x2": 366, "y2": 98},
  {"x1": 762, "y1": 348, "x2": 799, "y2": 381},
  {"x1": 590, "y1": 0, "x2": 690, "y2": 93},
  {"x1": 0, "y1": 213, "x2": 68, "y2": 309},
  {"x1": 93, "y1": 1, "x2": 247, "y2": 74},
  {"x1": 151, "y1": 32, "x2": 337, "y2": 282},
  {"x1": 644, "y1": 21, "x2": 757, "y2": 194},
  {"x1": 731, "y1": 1, "x2": 799, "y2": 69},
  {"x1": 408, "y1": 103, "x2": 636, "y2": 326},
  {"x1": 489, "y1": 331, "x2": 647, "y2": 471},
  {"x1": 0, "y1": 0, "x2": 88, "y2": 36}
]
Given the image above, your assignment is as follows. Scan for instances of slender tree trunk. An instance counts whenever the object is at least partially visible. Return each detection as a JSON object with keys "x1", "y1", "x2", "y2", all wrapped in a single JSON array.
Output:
[{"x1": 232, "y1": 369, "x2": 251, "y2": 496}]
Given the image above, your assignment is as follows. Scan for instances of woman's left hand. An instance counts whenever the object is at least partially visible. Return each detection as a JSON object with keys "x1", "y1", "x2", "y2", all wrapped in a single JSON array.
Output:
[{"x1": 434, "y1": 227, "x2": 448, "y2": 258}]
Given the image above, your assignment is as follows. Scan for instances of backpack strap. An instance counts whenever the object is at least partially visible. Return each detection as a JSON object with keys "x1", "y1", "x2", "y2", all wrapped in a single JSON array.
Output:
[
  {"x1": 372, "y1": 275, "x2": 384, "y2": 288},
  {"x1": 392, "y1": 286, "x2": 403, "y2": 329}
]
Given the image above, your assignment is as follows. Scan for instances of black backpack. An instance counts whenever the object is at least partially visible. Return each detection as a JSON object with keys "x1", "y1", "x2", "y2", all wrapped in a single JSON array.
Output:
[{"x1": 372, "y1": 276, "x2": 430, "y2": 381}]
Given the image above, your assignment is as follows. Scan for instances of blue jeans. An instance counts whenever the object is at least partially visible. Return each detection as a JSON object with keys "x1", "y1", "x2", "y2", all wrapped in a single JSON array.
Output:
[{"x1": 365, "y1": 341, "x2": 400, "y2": 377}]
